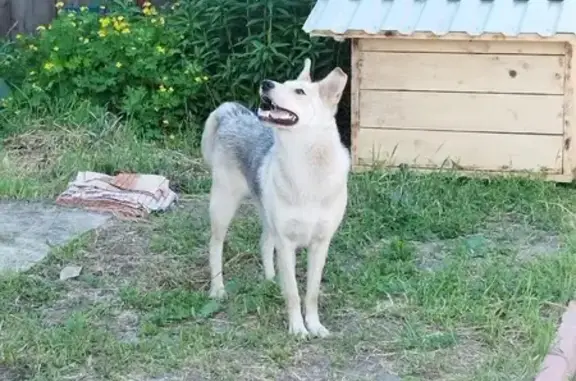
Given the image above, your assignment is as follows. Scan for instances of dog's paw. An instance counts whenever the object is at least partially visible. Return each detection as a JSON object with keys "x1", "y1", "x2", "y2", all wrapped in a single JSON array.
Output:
[
  {"x1": 306, "y1": 321, "x2": 330, "y2": 338},
  {"x1": 288, "y1": 322, "x2": 310, "y2": 338},
  {"x1": 209, "y1": 286, "x2": 227, "y2": 300}
]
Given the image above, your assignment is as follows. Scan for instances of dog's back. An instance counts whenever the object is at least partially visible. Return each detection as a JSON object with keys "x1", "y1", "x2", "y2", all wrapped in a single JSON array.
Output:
[{"x1": 201, "y1": 102, "x2": 273, "y2": 197}]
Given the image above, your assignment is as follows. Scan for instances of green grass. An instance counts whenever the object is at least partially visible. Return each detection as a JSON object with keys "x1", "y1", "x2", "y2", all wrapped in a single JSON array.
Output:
[{"x1": 1, "y1": 103, "x2": 576, "y2": 380}]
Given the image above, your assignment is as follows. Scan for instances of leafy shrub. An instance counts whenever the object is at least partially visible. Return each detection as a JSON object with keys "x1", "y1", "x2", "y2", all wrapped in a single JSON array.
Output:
[
  {"x1": 166, "y1": 0, "x2": 349, "y2": 106},
  {"x1": 1, "y1": 1, "x2": 209, "y2": 137},
  {"x1": 0, "y1": 0, "x2": 350, "y2": 139}
]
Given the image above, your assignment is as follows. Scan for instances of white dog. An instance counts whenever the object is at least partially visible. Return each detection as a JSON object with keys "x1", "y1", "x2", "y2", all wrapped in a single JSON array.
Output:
[{"x1": 201, "y1": 58, "x2": 350, "y2": 337}]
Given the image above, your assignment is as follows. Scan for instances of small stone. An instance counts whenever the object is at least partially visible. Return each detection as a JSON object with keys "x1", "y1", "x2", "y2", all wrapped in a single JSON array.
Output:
[{"x1": 59, "y1": 265, "x2": 82, "y2": 280}]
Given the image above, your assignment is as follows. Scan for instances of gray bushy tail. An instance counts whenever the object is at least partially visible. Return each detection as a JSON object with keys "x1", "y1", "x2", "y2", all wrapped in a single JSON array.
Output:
[{"x1": 201, "y1": 109, "x2": 219, "y2": 167}]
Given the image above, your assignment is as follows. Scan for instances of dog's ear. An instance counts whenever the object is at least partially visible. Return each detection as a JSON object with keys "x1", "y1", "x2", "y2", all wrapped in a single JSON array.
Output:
[
  {"x1": 296, "y1": 58, "x2": 312, "y2": 82},
  {"x1": 319, "y1": 67, "x2": 348, "y2": 106}
]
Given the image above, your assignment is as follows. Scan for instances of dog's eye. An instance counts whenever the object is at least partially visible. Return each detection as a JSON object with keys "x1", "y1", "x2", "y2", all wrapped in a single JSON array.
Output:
[{"x1": 294, "y1": 88, "x2": 306, "y2": 95}]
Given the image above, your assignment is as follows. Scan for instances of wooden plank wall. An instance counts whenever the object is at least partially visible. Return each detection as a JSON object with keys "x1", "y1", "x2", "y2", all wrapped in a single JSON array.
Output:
[
  {"x1": 0, "y1": 0, "x2": 170, "y2": 37},
  {"x1": 353, "y1": 39, "x2": 568, "y2": 176}
]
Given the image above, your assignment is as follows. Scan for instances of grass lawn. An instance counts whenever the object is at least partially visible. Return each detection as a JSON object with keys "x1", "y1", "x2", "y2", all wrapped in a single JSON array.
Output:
[{"x1": 2, "y1": 103, "x2": 576, "y2": 380}]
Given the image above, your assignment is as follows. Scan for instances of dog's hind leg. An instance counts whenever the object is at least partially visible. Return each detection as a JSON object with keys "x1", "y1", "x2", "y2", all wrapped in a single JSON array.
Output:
[
  {"x1": 258, "y1": 207, "x2": 275, "y2": 281},
  {"x1": 304, "y1": 238, "x2": 331, "y2": 338},
  {"x1": 208, "y1": 170, "x2": 247, "y2": 299}
]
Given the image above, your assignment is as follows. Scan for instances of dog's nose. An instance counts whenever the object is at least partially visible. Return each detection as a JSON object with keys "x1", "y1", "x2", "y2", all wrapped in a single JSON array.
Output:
[{"x1": 261, "y1": 80, "x2": 275, "y2": 92}]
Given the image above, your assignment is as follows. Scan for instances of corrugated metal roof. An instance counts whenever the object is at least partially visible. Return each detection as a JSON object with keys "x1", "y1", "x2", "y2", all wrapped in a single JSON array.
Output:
[{"x1": 302, "y1": 0, "x2": 576, "y2": 37}]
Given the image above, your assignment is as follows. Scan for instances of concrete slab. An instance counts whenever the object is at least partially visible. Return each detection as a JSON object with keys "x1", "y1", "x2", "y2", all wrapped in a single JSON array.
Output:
[{"x1": 0, "y1": 201, "x2": 110, "y2": 272}]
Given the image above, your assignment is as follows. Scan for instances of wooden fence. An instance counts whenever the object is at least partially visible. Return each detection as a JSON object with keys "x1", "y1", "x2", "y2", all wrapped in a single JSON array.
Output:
[{"x1": 0, "y1": 0, "x2": 169, "y2": 37}]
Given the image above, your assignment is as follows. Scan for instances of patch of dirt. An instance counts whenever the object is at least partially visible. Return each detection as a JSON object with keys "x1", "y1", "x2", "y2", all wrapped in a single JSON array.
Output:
[
  {"x1": 415, "y1": 221, "x2": 562, "y2": 271},
  {"x1": 83, "y1": 221, "x2": 152, "y2": 281},
  {"x1": 42, "y1": 287, "x2": 118, "y2": 327},
  {"x1": 0, "y1": 365, "x2": 26, "y2": 381},
  {"x1": 112, "y1": 310, "x2": 140, "y2": 344}
]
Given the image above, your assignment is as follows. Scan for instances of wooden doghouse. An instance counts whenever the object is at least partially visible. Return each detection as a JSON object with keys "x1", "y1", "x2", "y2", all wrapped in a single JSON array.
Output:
[{"x1": 304, "y1": 0, "x2": 576, "y2": 182}]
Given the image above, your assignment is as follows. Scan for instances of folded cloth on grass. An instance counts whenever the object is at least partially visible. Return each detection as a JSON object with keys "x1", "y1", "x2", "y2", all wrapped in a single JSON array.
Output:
[{"x1": 56, "y1": 171, "x2": 177, "y2": 218}]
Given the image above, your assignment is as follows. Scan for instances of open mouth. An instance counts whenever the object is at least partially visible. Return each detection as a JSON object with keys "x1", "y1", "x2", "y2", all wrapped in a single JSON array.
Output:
[{"x1": 257, "y1": 95, "x2": 299, "y2": 126}]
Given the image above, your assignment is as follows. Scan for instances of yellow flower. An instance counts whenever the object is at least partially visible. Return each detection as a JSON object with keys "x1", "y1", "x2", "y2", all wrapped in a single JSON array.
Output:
[
  {"x1": 113, "y1": 21, "x2": 128, "y2": 32},
  {"x1": 194, "y1": 76, "x2": 201, "y2": 83},
  {"x1": 159, "y1": 85, "x2": 166, "y2": 93},
  {"x1": 143, "y1": 1, "x2": 152, "y2": 7},
  {"x1": 28, "y1": 44, "x2": 37, "y2": 51},
  {"x1": 15, "y1": 34, "x2": 22, "y2": 40},
  {"x1": 98, "y1": 30, "x2": 107, "y2": 38},
  {"x1": 117, "y1": 16, "x2": 124, "y2": 21},
  {"x1": 168, "y1": 87, "x2": 174, "y2": 93},
  {"x1": 202, "y1": 75, "x2": 209, "y2": 81},
  {"x1": 121, "y1": 28, "x2": 130, "y2": 34},
  {"x1": 99, "y1": 17, "x2": 111, "y2": 27},
  {"x1": 55, "y1": 1, "x2": 64, "y2": 8},
  {"x1": 169, "y1": 134, "x2": 175, "y2": 139},
  {"x1": 115, "y1": 62, "x2": 122, "y2": 68},
  {"x1": 142, "y1": 6, "x2": 157, "y2": 16},
  {"x1": 151, "y1": 18, "x2": 157, "y2": 24},
  {"x1": 82, "y1": 37, "x2": 90, "y2": 44},
  {"x1": 80, "y1": 6, "x2": 88, "y2": 12},
  {"x1": 70, "y1": 21, "x2": 77, "y2": 27},
  {"x1": 36, "y1": 25, "x2": 46, "y2": 31},
  {"x1": 53, "y1": 46, "x2": 59, "y2": 51},
  {"x1": 43, "y1": 62, "x2": 55, "y2": 71},
  {"x1": 155, "y1": 45, "x2": 165, "y2": 54}
]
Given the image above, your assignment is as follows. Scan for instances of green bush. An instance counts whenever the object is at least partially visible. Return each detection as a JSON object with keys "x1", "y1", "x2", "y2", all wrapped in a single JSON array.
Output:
[
  {"x1": 1, "y1": 1, "x2": 209, "y2": 137},
  {"x1": 0, "y1": 0, "x2": 349, "y2": 138}
]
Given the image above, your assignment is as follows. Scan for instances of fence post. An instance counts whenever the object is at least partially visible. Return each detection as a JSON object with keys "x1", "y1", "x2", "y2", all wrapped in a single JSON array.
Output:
[
  {"x1": 0, "y1": 0, "x2": 11, "y2": 37},
  {"x1": 10, "y1": 0, "x2": 56, "y2": 36}
]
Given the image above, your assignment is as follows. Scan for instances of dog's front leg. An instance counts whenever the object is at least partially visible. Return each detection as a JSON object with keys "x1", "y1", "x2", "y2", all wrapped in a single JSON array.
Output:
[
  {"x1": 276, "y1": 238, "x2": 308, "y2": 337},
  {"x1": 304, "y1": 239, "x2": 331, "y2": 337}
]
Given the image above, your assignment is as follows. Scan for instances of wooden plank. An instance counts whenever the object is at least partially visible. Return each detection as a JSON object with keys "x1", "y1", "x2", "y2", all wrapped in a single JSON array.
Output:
[
  {"x1": 309, "y1": 31, "x2": 576, "y2": 43},
  {"x1": 360, "y1": 90, "x2": 564, "y2": 134},
  {"x1": 359, "y1": 39, "x2": 566, "y2": 55},
  {"x1": 564, "y1": 43, "x2": 576, "y2": 180},
  {"x1": 351, "y1": 165, "x2": 574, "y2": 183},
  {"x1": 350, "y1": 38, "x2": 361, "y2": 166},
  {"x1": 0, "y1": 0, "x2": 11, "y2": 37},
  {"x1": 360, "y1": 51, "x2": 565, "y2": 94},
  {"x1": 356, "y1": 128, "x2": 563, "y2": 173},
  {"x1": 10, "y1": 0, "x2": 55, "y2": 36}
]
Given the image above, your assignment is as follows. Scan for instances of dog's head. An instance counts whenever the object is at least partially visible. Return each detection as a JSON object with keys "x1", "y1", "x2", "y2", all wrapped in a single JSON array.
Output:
[{"x1": 257, "y1": 59, "x2": 348, "y2": 130}]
